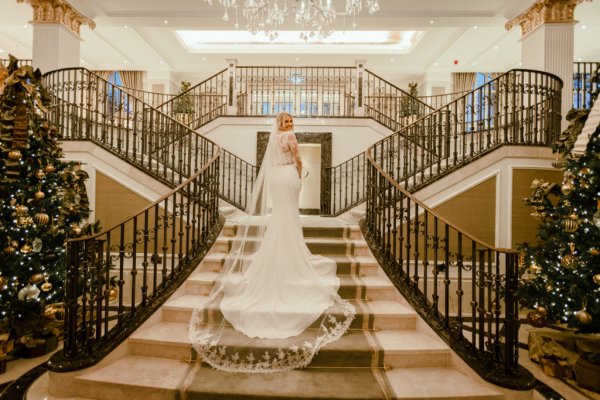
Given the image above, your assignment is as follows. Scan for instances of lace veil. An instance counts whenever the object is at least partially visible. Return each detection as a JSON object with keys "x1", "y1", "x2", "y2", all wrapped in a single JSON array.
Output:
[{"x1": 189, "y1": 113, "x2": 355, "y2": 373}]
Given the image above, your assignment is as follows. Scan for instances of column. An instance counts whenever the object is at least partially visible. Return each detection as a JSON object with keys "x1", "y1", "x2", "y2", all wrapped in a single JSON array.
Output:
[
  {"x1": 17, "y1": 0, "x2": 95, "y2": 73},
  {"x1": 354, "y1": 59, "x2": 366, "y2": 117},
  {"x1": 506, "y1": 0, "x2": 589, "y2": 130},
  {"x1": 226, "y1": 58, "x2": 238, "y2": 115}
]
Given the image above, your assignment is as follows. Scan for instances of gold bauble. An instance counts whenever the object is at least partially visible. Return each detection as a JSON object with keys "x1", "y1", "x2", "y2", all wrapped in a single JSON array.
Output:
[
  {"x1": 0, "y1": 276, "x2": 6, "y2": 288},
  {"x1": 530, "y1": 264, "x2": 541, "y2": 273},
  {"x1": 35, "y1": 169, "x2": 45, "y2": 179},
  {"x1": 35, "y1": 190, "x2": 45, "y2": 200},
  {"x1": 561, "y1": 181, "x2": 574, "y2": 195},
  {"x1": 20, "y1": 244, "x2": 32, "y2": 254},
  {"x1": 29, "y1": 273, "x2": 45, "y2": 284},
  {"x1": 8, "y1": 149, "x2": 22, "y2": 160},
  {"x1": 44, "y1": 164, "x2": 55, "y2": 173},
  {"x1": 41, "y1": 281, "x2": 52, "y2": 292},
  {"x1": 581, "y1": 181, "x2": 590, "y2": 189},
  {"x1": 561, "y1": 255, "x2": 575, "y2": 268},
  {"x1": 15, "y1": 204, "x2": 28, "y2": 215},
  {"x1": 562, "y1": 215, "x2": 580, "y2": 233},
  {"x1": 576, "y1": 309, "x2": 593, "y2": 325},
  {"x1": 34, "y1": 213, "x2": 49, "y2": 225},
  {"x1": 580, "y1": 167, "x2": 590, "y2": 175},
  {"x1": 590, "y1": 248, "x2": 600, "y2": 256},
  {"x1": 593, "y1": 274, "x2": 600, "y2": 285},
  {"x1": 107, "y1": 288, "x2": 118, "y2": 301},
  {"x1": 3, "y1": 245, "x2": 15, "y2": 255},
  {"x1": 552, "y1": 158, "x2": 566, "y2": 169}
]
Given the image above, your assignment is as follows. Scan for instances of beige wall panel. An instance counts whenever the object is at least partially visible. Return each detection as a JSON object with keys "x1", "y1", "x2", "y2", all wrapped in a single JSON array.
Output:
[
  {"x1": 512, "y1": 168, "x2": 563, "y2": 248},
  {"x1": 433, "y1": 177, "x2": 496, "y2": 246}
]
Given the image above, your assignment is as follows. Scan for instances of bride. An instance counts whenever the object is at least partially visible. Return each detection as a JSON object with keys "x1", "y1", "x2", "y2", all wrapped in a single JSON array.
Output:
[{"x1": 189, "y1": 112, "x2": 355, "y2": 373}]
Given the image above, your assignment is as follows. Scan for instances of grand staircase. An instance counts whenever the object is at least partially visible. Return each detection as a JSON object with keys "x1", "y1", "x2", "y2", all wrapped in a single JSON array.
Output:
[
  {"x1": 21, "y1": 64, "x2": 565, "y2": 399},
  {"x1": 37, "y1": 220, "x2": 504, "y2": 400}
]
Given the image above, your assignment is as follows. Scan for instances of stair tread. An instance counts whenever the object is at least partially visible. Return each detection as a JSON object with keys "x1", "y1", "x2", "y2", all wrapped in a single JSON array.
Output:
[
  {"x1": 188, "y1": 272, "x2": 391, "y2": 288},
  {"x1": 132, "y1": 321, "x2": 449, "y2": 356},
  {"x1": 385, "y1": 368, "x2": 504, "y2": 399},
  {"x1": 374, "y1": 331, "x2": 448, "y2": 352},
  {"x1": 204, "y1": 252, "x2": 377, "y2": 265},
  {"x1": 76, "y1": 356, "x2": 189, "y2": 389},
  {"x1": 216, "y1": 236, "x2": 367, "y2": 245},
  {"x1": 165, "y1": 294, "x2": 416, "y2": 317}
]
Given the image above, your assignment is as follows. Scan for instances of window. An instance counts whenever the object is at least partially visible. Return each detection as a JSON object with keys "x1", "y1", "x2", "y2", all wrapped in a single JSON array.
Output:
[
  {"x1": 300, "y1": 90, "x2": 318, "y2": 116},
  {"x1": 251, "y1": 90, "x2": 270, "y2": 115},
  {"x1": 106, "y1": 71, "x2": 131, "y2": 115},
  {"x1": 274, "y1": 89, "x2": 293, "y2": 114},
  {"x1": 323, "y1": 90, "x2": 340, "y2": 116}
]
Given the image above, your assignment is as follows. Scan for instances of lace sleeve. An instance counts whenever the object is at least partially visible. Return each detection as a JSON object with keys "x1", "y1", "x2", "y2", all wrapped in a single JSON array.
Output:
[{"x1": 286, "y1": 132, "x2": 302, "y2": 172}]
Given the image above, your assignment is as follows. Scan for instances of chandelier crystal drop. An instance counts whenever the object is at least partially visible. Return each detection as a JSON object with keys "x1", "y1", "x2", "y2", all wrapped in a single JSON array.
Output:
[{"x1": 205, "y1": 0, "x2": 382, "y2": 40}]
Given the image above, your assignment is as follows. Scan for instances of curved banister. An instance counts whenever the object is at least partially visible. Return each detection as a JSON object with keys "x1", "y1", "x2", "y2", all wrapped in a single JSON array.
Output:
[
  {"x1": 358, "y1": 68, "x2": 563, "y2": 389},
  {"x1": 44, "y1": 68, "x2": 224, "y2": 370}
]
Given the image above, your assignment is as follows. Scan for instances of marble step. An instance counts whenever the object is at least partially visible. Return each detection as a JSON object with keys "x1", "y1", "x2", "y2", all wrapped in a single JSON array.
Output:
[
  {"x1": 210, "y1": 236, "x2": 371, "y2": 256},
  {"x1": 74, "y1": 355, "x2": 503, "y2": 400},
  {"x1": 222, "y1": 224, "x2": 364, "y2": 240},
  {"x1": 130, "y1": 322, "x2": 450, "y2": 369},
  {"x1": 184, "y1": 272, "x2": 395, "y2": 300},
  {"x1": 199, "y1": 252, "x2": 380, "y2": 276},
  {"x1": 161, "y1": 294, "x2": 417, "y2": 331}
]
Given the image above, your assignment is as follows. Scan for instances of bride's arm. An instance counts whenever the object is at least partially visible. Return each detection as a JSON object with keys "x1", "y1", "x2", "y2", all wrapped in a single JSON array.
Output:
[{"x1": 287, "y1": 132, "x2": 302, "y2": 177}]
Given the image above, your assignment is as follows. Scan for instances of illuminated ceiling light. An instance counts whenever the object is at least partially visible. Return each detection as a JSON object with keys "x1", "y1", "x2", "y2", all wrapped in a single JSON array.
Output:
[
  {"x1": 164, "y1": 20, "x2": 168, "y2": 24},
  {"x1": 581, "y1": 25, "x2": 587, "y2": 29},
  {"x1": 473, "y1": 25, "x2": 478, "y2": 29},
  {"x1": 429, "y1": 20, "x2": 434, "y2": 24},
  {"x1": 205, "y1": 0, "x2": 382, "y2": 40}
]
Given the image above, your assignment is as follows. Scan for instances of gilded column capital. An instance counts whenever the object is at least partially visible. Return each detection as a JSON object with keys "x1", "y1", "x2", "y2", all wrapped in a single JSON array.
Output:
[
  {"x1": 505, "y1": 0, "x2": 592, "y2": 36},
  {"x1": 16, "y1": 0, "x2": 95, "y2": 36}
]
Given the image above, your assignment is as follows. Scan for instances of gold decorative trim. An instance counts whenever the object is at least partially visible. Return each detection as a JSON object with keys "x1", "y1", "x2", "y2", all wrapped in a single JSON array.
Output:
[
  {"x1": 505, "y1": 0, "x2": 591, "y2": 36},
  {"x1": 16, "y1": 0, "x2": 95, "y2": 36}
]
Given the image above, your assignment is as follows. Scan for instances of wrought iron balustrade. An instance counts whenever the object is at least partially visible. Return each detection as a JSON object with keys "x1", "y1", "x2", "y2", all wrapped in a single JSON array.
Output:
[
  {"x1": 1, "y1": 58, "x2": 32, "y2": 67},
  {"x1": 363, "y1": 70, "x2": 435, "y2": 132},
  {"x1": 362, "y1": 153, "x2": 533, "y2": 388},
  {"x1": 360, "y1": 68, "x2": 563, "y2": 389},
  {"x1": 155, "y1": 69, "x2": 228, "y2": 131},
  {"x1": 43, "y1": 68, "x2": 210, "y2": 187},
  {"x1": 384, "y1": 69, "x2": 562, "y2": 191},
  {"x1": 235, "y1": 66, "x2": 356, "y2": 117},
  {"x1": 48, "y1": 141, "x2": 222, "y2": 371}
]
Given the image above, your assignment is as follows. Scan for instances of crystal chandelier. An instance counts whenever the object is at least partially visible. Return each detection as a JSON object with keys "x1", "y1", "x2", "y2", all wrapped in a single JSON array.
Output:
[{"x1": 205, "y1": 0, "x2": 382, "y2": 40}]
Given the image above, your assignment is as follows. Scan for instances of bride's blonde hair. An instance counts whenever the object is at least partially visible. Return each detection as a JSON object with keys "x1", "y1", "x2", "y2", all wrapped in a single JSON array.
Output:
[{"x1": 276, "y1": 112, "x2": 293, "y2": 130}]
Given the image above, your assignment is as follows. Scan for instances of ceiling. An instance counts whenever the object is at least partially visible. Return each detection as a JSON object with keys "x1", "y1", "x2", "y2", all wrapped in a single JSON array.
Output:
[{"x1": 1, "y1": 0, "x2": 600, "y2": 85}]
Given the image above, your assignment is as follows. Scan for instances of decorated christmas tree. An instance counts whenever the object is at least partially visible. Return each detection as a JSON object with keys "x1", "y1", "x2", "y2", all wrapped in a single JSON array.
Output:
[
  {"x1": 519, "y1": 68, "x2": 600, "y2": 333},
  {"x1": 0, "y1": 56, "x2": 95, "y2": 346}
]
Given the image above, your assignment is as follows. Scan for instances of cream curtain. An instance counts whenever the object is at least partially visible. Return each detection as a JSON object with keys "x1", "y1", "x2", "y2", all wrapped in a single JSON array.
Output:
[
  {"x1": 92, "y1": 70, "x2": 112, "y2": 81},
  {"x1": 452, "y1": 72, "x2": 476, "y2": 98},
  {"x1": 119, "y1": 70, "x2": 144, "y2": 92}
]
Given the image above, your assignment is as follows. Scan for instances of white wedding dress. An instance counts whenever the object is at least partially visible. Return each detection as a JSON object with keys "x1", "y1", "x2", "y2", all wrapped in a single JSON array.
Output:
[{"x1": 189, "y1": 128, "x2": 355, "y2": 373}]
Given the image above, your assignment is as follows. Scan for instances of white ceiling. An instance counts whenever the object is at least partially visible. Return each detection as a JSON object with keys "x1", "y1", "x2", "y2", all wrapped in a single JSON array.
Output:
[{"x1": 1, "y1": 0, "x2": 600, "y2": 85}]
